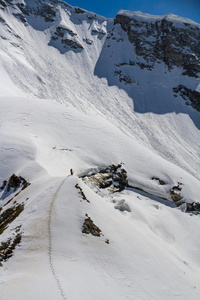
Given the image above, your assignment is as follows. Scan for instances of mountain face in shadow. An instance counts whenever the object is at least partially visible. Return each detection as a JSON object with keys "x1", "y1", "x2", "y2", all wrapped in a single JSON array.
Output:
[{"x1": 95, "y1": 11, "x2": 200, "y2": 122}]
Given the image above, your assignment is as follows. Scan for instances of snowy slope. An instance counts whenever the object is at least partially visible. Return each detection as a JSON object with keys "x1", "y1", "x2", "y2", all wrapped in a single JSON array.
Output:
[
  {"x1": 0, "y1": 0, "x2": 199, "y2": 178},
  {"x1": 1, "y1": 174, "x2": 200, "y2": 300},
  {"x1": 0, "y1": 1, "x2": 200, "y2": 299},
  {"x1": 0, "y1": 96, "x2": 200, "y2": 300}
]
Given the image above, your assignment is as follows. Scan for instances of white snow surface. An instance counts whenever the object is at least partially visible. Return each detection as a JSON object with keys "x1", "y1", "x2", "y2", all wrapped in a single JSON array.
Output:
[{"x1": 0, "y1": 1, "x2": 200, "y2": 299}]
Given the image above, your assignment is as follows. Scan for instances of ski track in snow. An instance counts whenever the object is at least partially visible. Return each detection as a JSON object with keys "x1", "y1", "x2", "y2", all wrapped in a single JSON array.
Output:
[{"x1": 48, "y1": 178, "x2": 67, "y2": 300}]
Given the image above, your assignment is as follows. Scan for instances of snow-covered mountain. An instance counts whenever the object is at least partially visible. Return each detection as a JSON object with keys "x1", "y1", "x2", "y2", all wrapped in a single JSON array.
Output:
[{"x1": 0, "y1": 1, "x2": 200, "y2": 299}]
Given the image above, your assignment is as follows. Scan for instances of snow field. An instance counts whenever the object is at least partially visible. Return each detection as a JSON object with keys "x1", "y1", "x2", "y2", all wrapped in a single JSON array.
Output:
[
  {"x1": 0, "y1": 2, "x2": 200, "y2": 299},
  {"x1": 0, "y1": 0, "x2": 199, "y2": 182},
  {"x1": 0, "y1": 96, "x2": 199, "y2": 203},
  {"x1": 0, "y1": 95, "x2": 200, "y2": 299},
  {"x1": 1, "y1": 174, "x2": 200, "y2": 299}
]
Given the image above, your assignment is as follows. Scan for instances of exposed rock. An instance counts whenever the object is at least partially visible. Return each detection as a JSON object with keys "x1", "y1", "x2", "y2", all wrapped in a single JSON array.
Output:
[
  {"x1": 83, "y1": 172, "x2": 112, "y2": 190},
  {"x1": 0, "y1": 233, "x2": 22, "y2": 263},
  {"x1": 87, "y1": 15, "x2": 96, "y2": 21},
  {"x1": 4, "y1": 174, "x2": 30, "y2": 193},
  {"x1": 92, "y1": 28, "x2": 106, "y2": 35},
  {"x1": 0, "y1": 174, "x2": 30, "y2": 202},
  {"x1": 83, "y1": 38, "x2": 93, "y2": 45},
  {"x1": 0, "y1": 180, "x2": 7, "y2": 190},
  {"x1": 173, "y1": 85, "x2": 200, "y2": 111},
  {"x1": 152, "y1": 177, "x2": 166, "y2": 185},
  {"x1": 18, "y1": 2, "x2": 57, "y2": 23},
  {"x1": 82, "y1": 163, "x2": 128, "y2": 192},
  {"x1": 75, "y1": 7, "x2": 85, "y2": 14},
  {"x1": 13, "y1": 12, "x2": 27, "y2": 23},
  {"x1": 137, "y1": 62, "x2": 154, "y2": 71},
  {"x1": 50, "y1": 26, "x2": 84, "y2": 51},
  {"x1": 7, "y1": 174, "x2": 21, "y2": 192},
  {"x1": 193, "y1": 202, "x2": 200, "y2": 211},
  {"x1": 114, "y1": 13, "x2": 200, "y2": 78},
  {"x1": 61, "y1": 38, "x2": 84, "y2": 49},
  {"x1": 170, "y1": 184, "x2": 183, "y2": 202},
  {"x1": 0, "y1": 16, "x2": 6, "y2": 24},
  {"x1": 55, "y1": 26, "x2": 77, "y2": 38},
  {"x1": 186, "y1": 202, "x2": 200, "y2": 212},
  {"x1": 82, "y1": 214, "x2": 102, "y2": 236},
  {"x1": 0, "y1": 223, "x2": 23, "y2": 264},
  {"x1": 175, "y1": 201, "x2": 200, "y2": 213},
  {"x1": 0, "y1": 203, "x2": 24, "y2": 235},
  {"x1": 0, "y1": 0, "x2": 7, "y2": 8},
  {"x1": 119, "y1": 74, "x2": 134, "y2": 84},
  {"x1": 99, "y1": 180, "x2": 112, "y2": 189},
  {"x1": 75, "y1": 184, "x2": 90, "y2": 203},
  {"x1": 0, "y1": 15, "x2": 21, "y2": 39},
  {"x1": 115, "y1": 61, "x2": 153, "y2": 71}
]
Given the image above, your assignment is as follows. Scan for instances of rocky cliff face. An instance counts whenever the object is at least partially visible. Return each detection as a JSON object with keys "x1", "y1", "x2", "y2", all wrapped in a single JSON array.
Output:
[
  {"x1": 113, "y1": 11, "x2": 200, "y2": 111},
  {"x1": 115, "y1": 12, "x2": 200, "y2": 78}
]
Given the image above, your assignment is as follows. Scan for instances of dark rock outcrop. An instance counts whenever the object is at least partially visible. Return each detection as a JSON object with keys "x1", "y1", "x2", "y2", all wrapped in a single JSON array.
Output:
[
  {"x1": 54, "y1": 26, "x2": 77, "y2": 38},
  {"x1": 152, "y1": 177, "x2": 166, "y2": 185},
  {"x1": 82, "y1": 164, "x2": 128, "y2": 193},
  {"x1": 0, "y1": 233, "x2": 22, "y2": 263},
  {"x1": 75, "y1": 184, "x2": 90, "y2": 202},
  {"x1": 61, "y1": 38, "x2": 83, "y2": 49},
  {"x1": 173, "y1": 85, "x2": 200, "y2": 111},
  {"x1": 75, "y1": 7, "x2": 85, "y2": 14},
  {"x1": 0, "y1": 174, "x2": 30, "y2": 201},
  {"x1": 18, "y1": 1, "x2": 57, "y2": 23},
  {"x1": 83, "y1": 38, "x2": 93, "y2": 45},
  {"x1": 170, "y1": 184, "x2": 183, "y2": 202},
  {"x1": 114, "y1": 13, "x2": 200, "y2": 78},
  {"x1": 100, "y1": 164, "x2": 128, "y2": 192},
  {"x1": 0, "y1": 203, "x2": 24, "y2": 235},
  {"x1": 186, "y1": 202, "x2": 200, "y2": 212},
  {"x1": 5, "y1": 174, "x2": 29, "y2": 193},
  {"x1": 50, "y1": 25, "x2": 84, "y2": 51},
  {"x1": 0, "y1": 0, "x2": 7, "y2": 8},
  {"x1": 82, "y1": 214, "x2": 102, "y2": 236}
]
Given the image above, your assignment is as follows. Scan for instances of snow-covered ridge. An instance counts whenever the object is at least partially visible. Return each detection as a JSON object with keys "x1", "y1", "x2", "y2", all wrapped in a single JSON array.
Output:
[{"x1": 117, "y1": 9, "x2": 200, "y2": 27}]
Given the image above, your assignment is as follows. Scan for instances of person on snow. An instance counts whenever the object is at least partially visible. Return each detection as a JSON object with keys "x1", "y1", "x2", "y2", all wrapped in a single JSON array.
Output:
[{"x1": 70, "y1": 168, "x2": 73, "y2": 175}]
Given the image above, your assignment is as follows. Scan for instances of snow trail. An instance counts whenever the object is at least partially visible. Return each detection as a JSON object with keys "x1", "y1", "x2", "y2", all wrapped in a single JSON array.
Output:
[{"x1": 48, "y1": 178, "x2": 67, "y2": 300}]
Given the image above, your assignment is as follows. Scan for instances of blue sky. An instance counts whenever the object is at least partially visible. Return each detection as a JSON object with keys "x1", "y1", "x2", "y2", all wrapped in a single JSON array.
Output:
[{"x1": 66, "y1": 0, "x2": 200, "y2": 24}]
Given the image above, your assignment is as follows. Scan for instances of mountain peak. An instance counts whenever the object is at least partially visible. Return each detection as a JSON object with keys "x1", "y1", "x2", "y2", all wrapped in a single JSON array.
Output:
[{"x1": 117, "y1": 9, "x2": 200, "y2": 27}]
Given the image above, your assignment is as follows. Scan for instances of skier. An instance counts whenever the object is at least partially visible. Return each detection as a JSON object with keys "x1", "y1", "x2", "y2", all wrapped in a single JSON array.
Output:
[{"x1": 70, "y1": 168, "x2": 73, "y2": 175}]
